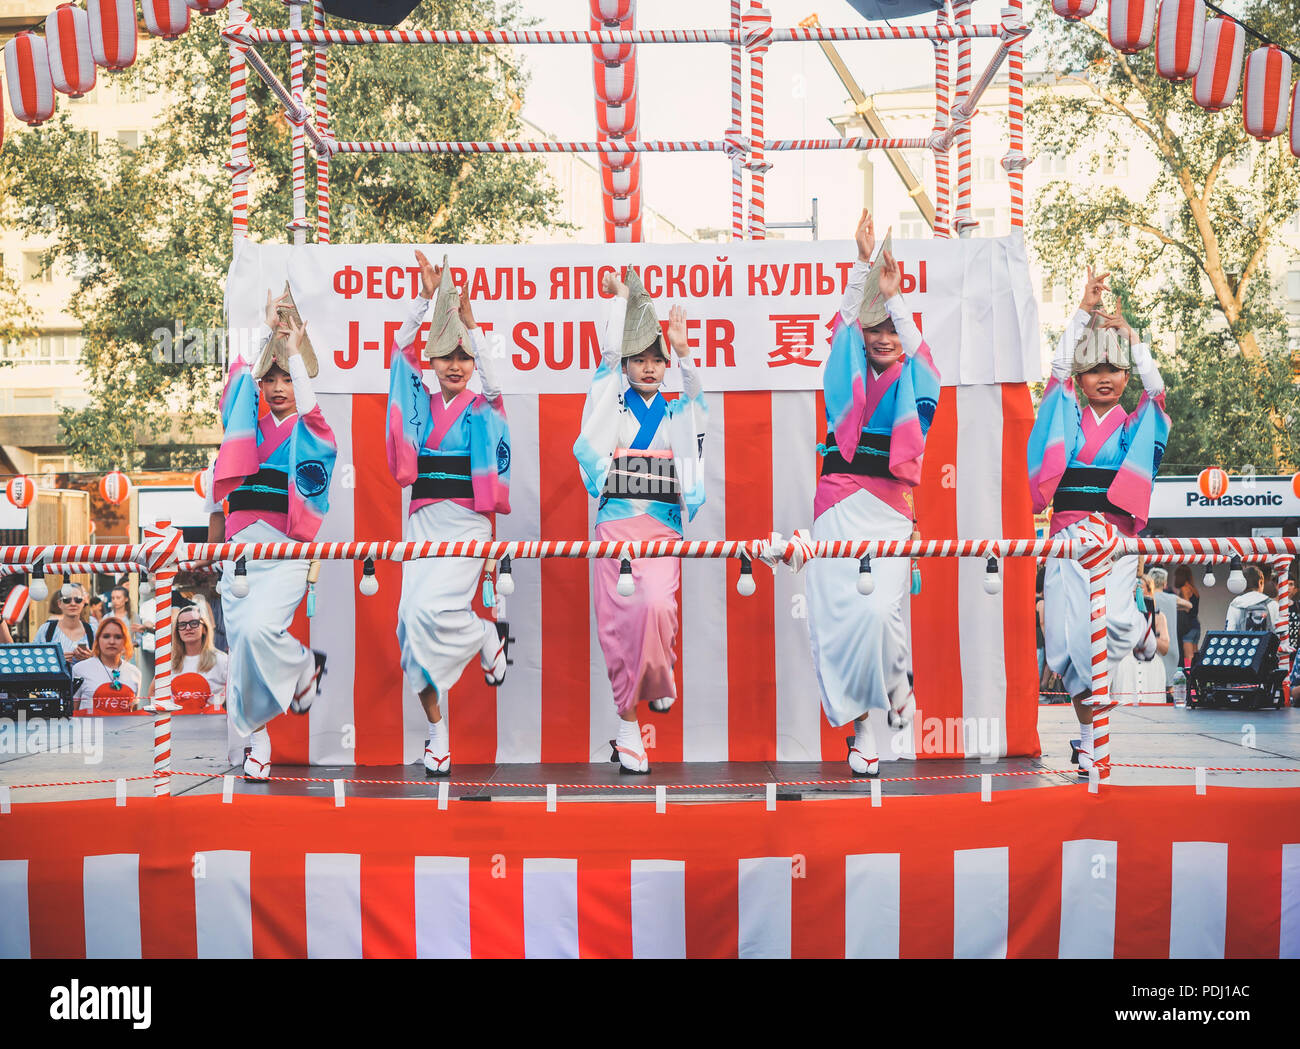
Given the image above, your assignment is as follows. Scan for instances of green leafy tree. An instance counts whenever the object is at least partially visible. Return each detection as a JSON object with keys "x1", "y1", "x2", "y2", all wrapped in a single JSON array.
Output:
[
  {"x1": 1027, "y1": 0, "x2": 1300, "y2": 473},
  {"x1": 1, "y1": 0, "x2": 560, "y2": 470},
  {"x1": 0, "y1": 166, "x2": 38, "y2": 359}
]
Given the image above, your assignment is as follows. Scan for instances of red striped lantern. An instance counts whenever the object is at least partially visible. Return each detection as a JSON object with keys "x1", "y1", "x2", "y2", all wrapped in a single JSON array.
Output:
[
  {"x1": 595, "y1": 95, "x2": 637, "y2": 136},
  {"x1": 1197, "y1": 467, "x2": 1228, "y2": 499},
  {"x1": 192, "y1": 469, "x2": 209, "y2": 499},
  {"x1": 3, "y1": 585, "x2": 30, "y2": 627},
  {"x1": 4, "y1": 33, "x2": 56, "y2": 126},
  {"x1": 1051, "y1": 0, "x2": 1097, "y2": 18},
  {"x1": 602, "y1": 192, "x2": 640, "y2": 226},
  {"x1": 1107, "y1": 0, "x2": 1156, "y2": 54},
  {"x1": 605, "y1": 217, "x2": 643, "y2": 243},
  {"x1": 1292, "y1": 82, "x2": 1300, "y2": 159},
  {"x1": 88, "y1": 0, "x2": 138, "y2": 71},
  {"x1": 598, "y1": 130, "x2": 634, "y2": 169},
  {"x1": 46, "y1": 4, "x2": 97, "y2": 98},
  {"x1": 99, "y1": 470, "x2": 132, "y2": 505},
  {"x1": 590, "y1": 14, "x2": 632, "y2": 63},
  {"x1": 591, "y1": 0, "x2": 634, "y2": 19},
  {"x1": 1193, "y1": 17, "x2": 1245, "y2": 112},
  {"x1": 6, "y1": 475, "x2": 35, "y2": 509},
  {"x1": 185, "y1": 0, "x2": 231, "y2": 12},
  {"x1": 1155, "y1": 0, "x2": 1204, "y2": 82},
  {"x1": 593, "y1": 55, "x2": 636, "y2": 104},
  {"x1": 600, "y1": 160, "x2": 640, "y2": 197},
  {"x1": 1291, "y1": 472, "x2": 1300, "y2": 500},
  {"x1": 142, "y1": 0, "x2": 191, "y2": 40},
  {"x1": 1242, "y1": 45, "x2": 1292, "y2": 141}
]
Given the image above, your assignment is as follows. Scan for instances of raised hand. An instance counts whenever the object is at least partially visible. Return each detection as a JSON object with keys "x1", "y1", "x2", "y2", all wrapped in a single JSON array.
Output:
[
  {"x1": 877, "y1": 250, "x2": 901, "y2": 300},
  {"x1": 415, "y1": 249, "x2": 441, "y2": 299},
  {"x1": 457, "y1": 285, "x2": 477, "y2": 330},
  {"x1": 667, "y1": 304, "x2": 689, "y2": 357},
  {"x1": 284, "y1": 311, "x2": 308, "y2": 356},
  {"x1": 1096, "y1": 306, "x2": 1135, "y2": 344},
  {"x1": 1079, "y1": 265, "x2": 1110, "y2": 312},
  {"x1": 601, "y1": 270, "x2": 628, "y2": 299},
  {"x1": 855, "y1": 208, "x2": 876, "y2": 263},
  {"x1": 265, "y1": 289, "x2": 293, "y2": 332}
]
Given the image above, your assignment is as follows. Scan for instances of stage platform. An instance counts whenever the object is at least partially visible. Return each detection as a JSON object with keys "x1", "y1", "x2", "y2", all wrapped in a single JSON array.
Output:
[{"x1": 4, "y1": 703, "x2": 1298, "y2": 802}]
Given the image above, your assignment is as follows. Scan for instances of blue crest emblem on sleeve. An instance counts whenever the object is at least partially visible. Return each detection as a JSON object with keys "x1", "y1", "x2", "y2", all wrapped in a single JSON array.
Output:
[
  {"x1": 496, "y1": 436, "x2": 511, "y2": 474},
  {"x1": 295, "y1": 459, "x2": 329, "y2": 497}
]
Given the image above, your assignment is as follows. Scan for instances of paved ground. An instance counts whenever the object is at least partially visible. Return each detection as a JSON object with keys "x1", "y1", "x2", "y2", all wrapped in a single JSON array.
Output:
[{"x1": 3, "y1": 702, "x2": 1298, "y2": 803}]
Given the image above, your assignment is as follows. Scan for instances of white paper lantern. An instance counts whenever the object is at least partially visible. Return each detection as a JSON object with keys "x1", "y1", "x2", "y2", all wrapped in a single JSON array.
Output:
[
  {"x1": 1242, "y1": 45, "x2": 1292, "y2": 141},
  {"x1": 1192, "y1": 17, "x2": 1245, "y2": 112},
  {"x1": 4, "y1": 32, "x2": 56, "y2": 125},
  {"x1": 1154, "y1": 0, "x2": 1204, "y2": 82}
]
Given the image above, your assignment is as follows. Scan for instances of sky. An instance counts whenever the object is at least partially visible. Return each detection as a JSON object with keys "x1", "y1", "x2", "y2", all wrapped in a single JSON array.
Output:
[{"x1": 518, "y1": 0, "x2": 1011, "y2": 241}]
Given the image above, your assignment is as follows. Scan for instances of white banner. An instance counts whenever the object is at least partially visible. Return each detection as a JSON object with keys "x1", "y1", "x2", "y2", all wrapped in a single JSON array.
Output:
[
  {"x1": 1151, "y1": 476, "x2": 1300, "y2": 520},
  {"x1": 225, "y1": 237, "x2": 1041, "y2": 396}
]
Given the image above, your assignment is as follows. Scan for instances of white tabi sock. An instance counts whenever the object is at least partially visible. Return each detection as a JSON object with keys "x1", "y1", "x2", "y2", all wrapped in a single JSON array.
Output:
[
  {"x1": 427, "y1": 718, "x2": 449, "y2": 756},
  {"x1": 249, "y1": 728, "x2": 271, "y2": 763},
  {"x1": 1079, "y1": 722, "x2": 1094, "y2": 752},
  {"x1": 853, "y1": 716, "x2": 878, "y2": 759},
  {"x1": 616, "y1": 719, "x2": 644, "y2": 757}
]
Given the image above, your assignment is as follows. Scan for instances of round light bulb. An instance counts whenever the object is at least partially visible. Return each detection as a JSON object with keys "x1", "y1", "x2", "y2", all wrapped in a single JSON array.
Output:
[
  {"x1": 30, "y1": 577, "x2": 49, "y2": 602},
  {"x1": 736, "y1": 571, "x2": 756, "y2": 596},
  {"x1": 983, "y1": 557, "x2": 1002, "y2": 595},
  {"x1": 230, "y1": 575, "x2": 250, "y2": 598},
  {"x1": 1202, "y1": 571, "x2": 1216, "y2": 588},
  {"x1": 359, "y1": 573, "x2": 379, "y2": 596},
  {"x1": 857, "y1": 557, "x2": 875, "y2": 595},
  {"x1": 496, "y1": 561, "x2": 515, "y2": 596},
  {"x1": 616, "y1": 560, "x2": 635, "y2": 597}
]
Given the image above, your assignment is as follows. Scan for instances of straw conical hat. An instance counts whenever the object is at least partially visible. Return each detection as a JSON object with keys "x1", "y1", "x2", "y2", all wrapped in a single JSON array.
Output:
[
  {"x1": 253, "y1": 283, "x2": 319, "y2": 378},
  {"x1": 1072, "y1": 311, "x2": 1133, "y2": 374},
  {"x1": 621, "y1": 268, "x2": 667, "y2": 358},
  {"x1": 858, "y1": 231, "x2": 894, "y2": 329},
  {"x1": 424, "y1": 255, "x2": 473, "y2": 359}
]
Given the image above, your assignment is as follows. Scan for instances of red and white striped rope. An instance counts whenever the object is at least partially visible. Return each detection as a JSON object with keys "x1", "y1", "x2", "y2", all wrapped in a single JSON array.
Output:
[
  {"x1": 743, "y1": 4, "x2": 771, "y2": 240},
  {"x1": 932, "y1": 4, "x2": 951, "y2": 239},
  {"x1": 312, "y1": 0, "x2": 330, "y2": 243},
  {"x1": 240, "y1": 42, "x2": 331, "y2": 155},
  {"x1": 328, "y1": 137, "x2": 929, "y2": 155},
  {"x1": 224, "y1": 25, "x2": 1003, "y2": 47}
]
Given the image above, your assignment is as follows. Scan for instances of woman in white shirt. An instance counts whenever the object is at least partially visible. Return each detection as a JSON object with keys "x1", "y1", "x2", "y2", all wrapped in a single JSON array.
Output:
[
  {"x1": 170, "y1": 603, "x2": 229, "y2": 712},
  {"x1": 74, "y1": 615, "x2": 143, "y2": 713},
  {"x1": 39, "y1": 582, "x2": 94, "y2": 665}
]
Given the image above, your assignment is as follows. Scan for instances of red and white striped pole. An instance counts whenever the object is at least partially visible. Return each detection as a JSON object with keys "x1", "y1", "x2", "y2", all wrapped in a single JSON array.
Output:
[
  {"x1": 952, "y1": 0, "x2": 975, "y2": 237},
  {"x1": 1275, "y1": 556, "x2": 1292, "y2": 679},
  {"x1": 151, "y1": 566, "x2": 176, "y2": 796},
  {"x1": 286, "y1": 0, "x2": 308, "y2": 244},
  {"x1": 743, "y1": 4, "x2": 772, "y2": 240},
  {"x1": 227, "y1": 1, "x2": 252, "y2": 244},
  {"x1": 729, "y1": 0, "x2": 744, "y2": 240},
  {"x1": 312, "y1": 0, "x2": 330, "y2": 243},
  {"x1": 1004, "y1": 0, "x2": 1027, "y2": 229},
  {"x1": 932, "y1": 3, "x2": 951, "y2": 238},
  {"x1": 1077, "y1": 515, "x2": 1119, "y2": 783}
]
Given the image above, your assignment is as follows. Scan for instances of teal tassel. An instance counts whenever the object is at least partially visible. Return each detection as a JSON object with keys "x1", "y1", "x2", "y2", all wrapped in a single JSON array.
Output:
[
  {"x1": 482, "y1": 578, "x2": 495, "y2": 609},
  {"x1": 307, "y1": 584, "x2": 316, "y2": 618},
  {"x1": 910, "y1": 562, "x2": 922, "y2": 595}
]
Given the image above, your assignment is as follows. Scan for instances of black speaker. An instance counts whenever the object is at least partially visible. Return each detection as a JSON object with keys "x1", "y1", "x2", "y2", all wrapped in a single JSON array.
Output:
[
  {"x1": 1187, "y1": 631, "x2": 1284, "y2": 710},
  {"x1": 320, "y1": 0, "x2": 422, "y2": 27}
]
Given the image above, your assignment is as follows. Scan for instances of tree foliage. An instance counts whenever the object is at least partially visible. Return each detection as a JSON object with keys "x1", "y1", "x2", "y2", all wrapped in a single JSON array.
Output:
[
  {"x1": 0, "y1": 0, "x2": 560, "y2": 469},
  {"x1": 1027, "y1": 0, "x2": 1300, "y2": 473}
]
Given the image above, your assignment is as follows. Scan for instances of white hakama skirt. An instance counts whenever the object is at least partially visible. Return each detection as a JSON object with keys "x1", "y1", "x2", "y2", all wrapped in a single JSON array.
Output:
[
  {"x1": 806, "y1": 488, "x2": 913, "y2": 727},
  {"x1": 397, "y1": 500, "x2": 494, "y2": 699},
  {"x1": 1042, "y1": 521, "x2": 1142, "y2": 699},
  {"x1": 221, "y1": 519, "x2": 313, "y2": 739}
]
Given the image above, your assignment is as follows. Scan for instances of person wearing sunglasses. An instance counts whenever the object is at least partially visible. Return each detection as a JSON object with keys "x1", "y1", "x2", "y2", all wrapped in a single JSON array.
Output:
[
  {"x1": 38, "y1": 582, "x2": 94, "y2": 665},
  {"x1": 170, "y1": 604, "x2": 228, "y2": 714},
  {"x1": 73, "y1": 615, "x2": 141, "y2": 713}
]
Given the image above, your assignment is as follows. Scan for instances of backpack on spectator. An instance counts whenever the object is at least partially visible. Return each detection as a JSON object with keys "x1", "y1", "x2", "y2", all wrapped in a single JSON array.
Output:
[
  {"x1": 40, "y1": 618, "x2": 94, "y2": 648},
  {"x1": 1242, "y1": 605, "x2": 1270, "y2": 633}
]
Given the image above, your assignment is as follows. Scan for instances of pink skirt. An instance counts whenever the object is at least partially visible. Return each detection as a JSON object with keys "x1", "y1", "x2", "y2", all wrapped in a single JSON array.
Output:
[{"x1": 593, "y1": 515, "x2": 680, "y2": 715}]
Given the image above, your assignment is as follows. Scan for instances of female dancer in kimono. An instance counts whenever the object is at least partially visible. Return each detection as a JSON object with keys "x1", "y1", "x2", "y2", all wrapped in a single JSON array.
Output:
[
  {"x1": 574, "y1": 269, "x2": 706, "y2": 773},
  {"x1": 805, "y1": 211, "x2": 941, "y2": 777},
  {"x1": 387, "y1": 251, "x2": 511, "y2": 778},
  {"x1": 209, "y1": 287, "x2": 336, "y2": 781},
  {"x1": 1028, "y1": 267, "x2": 1167, "y2": 777}
]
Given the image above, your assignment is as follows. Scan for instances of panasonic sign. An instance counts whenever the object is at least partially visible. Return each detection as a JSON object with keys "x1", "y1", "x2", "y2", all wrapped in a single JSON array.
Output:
[{"x1": 1150, "y1": 477, "x2": 1300, "y2": 519}]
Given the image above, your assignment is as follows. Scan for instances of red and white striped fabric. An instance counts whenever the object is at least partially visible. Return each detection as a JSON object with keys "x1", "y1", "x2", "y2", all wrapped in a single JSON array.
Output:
[
  {"x1": 1, "y1": 788, "x2": 1295, "y2": 957},
  {"x1": 1292, "y1": 82, "x2": 1300, "y2": 159},
  {"x1": 600, "y1": 162, "x2": 639, "y2": 196},
  {"x1": 141, "y1": 0, "x2": 191, "y2": 40},
  {"x1": 2, "y1": 584, "x2": 29, "y2": 627},
  {"x1": 4, "y1": 33, "x2": 56, "y2": 126},
  {"x1": 1107, "y1": 0, "x2": 1155, "y2": 54},
  {"x1": 601, "y1": 192, "x2": 638, "y2": 224},
  {"x1": 595, "y1": 95, "x2": 637, "y2": 136},
  {"x1": 45, "y1": 4, "x2": 96, "y2": 98},
  {"x1": 276, "y1": 383, "x2": 1041, "y2": 768},
  {"x1": 591, "y1": 0, "x2": 635, "y2": 19},
  {"x1": 589, "y1": 13, "x2": 632, "y2": 63},
  {"x1": 87, "y1": 0, "x2": 138, "y2": 71},
  {"x1": 591, "y1": 1, "x2": 640, "y2": 244},
  {"x1": 186, "y1": 0, "x2": 231, "y2": 12},
  {"x1": 1242, "y1": 45, "x2": 1292, "y2": 141},
  {"x1": 1192, "y1": 16, "x2": 1245, "y2": 112},
  {"x1": 1051, "y1": 0, "x2": 1096, "y2": 19},
  {"x1": 1154, "y1": 0, "x2": 1204, "y2": 82},
  {"x1": 604, "y1": 216, "x2": 642, "y2": 242}
]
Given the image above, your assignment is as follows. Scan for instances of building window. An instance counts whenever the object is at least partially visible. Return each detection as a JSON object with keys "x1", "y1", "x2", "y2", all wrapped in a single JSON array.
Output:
[
  {"x1": 115, "y1": 130, "x2": 139, "y2": 150},
  {"x1": 1287, "y1": 271, "x2": 1300, "y2": 301},
  {"x1": 1103, "y1": 150, "x2": 1130, "y2": 177},
  {"x1": 22, "y1": 252, "x2": 52, "y2": 283},
  {"x1": 899, "y1": 210, "x2": 928, "y2": 240}
]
